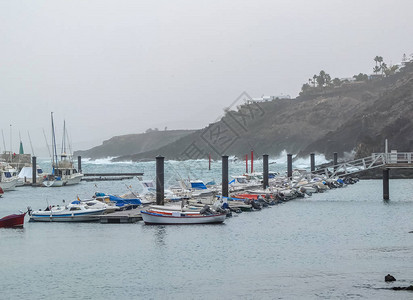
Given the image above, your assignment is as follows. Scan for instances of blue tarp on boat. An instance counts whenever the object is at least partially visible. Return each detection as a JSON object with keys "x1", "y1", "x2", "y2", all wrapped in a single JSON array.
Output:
[
  {"x1": 108, "y1": 195, "x2": 141, "y2": 207},
  {"x1": 191, "y1": 182, "x2": 207, "y2": 190}
]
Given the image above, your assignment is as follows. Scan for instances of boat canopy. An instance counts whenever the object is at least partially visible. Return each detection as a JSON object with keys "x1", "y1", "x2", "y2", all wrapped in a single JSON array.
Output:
[{"x1": 191, "y1": 181, "x2": 207, "y2": 190}]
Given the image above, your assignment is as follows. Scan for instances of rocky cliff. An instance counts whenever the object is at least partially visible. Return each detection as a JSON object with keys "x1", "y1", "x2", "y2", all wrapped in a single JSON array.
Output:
[
  {"x1": 74, "y1": 130, "x2": 195, "y2": 159},
  {"x1": 80, "y1": 62, "x2": 413, "y2": 162}
]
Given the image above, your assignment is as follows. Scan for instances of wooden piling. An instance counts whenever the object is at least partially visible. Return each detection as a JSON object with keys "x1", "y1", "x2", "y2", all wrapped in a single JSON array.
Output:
[
  {"x1": 208, "y1": 153, "x2": 211, "y2": 170},
  {"x1": 310, "y1": 153, "x2": 315, "y2": 172},
  {"x1": 32, "y1": 156, "x2": 37, "y2": 185},
  {"x1": 287, "y1": 153, "x2": 292, "y2": 178},
  {"x1": 383, "y1": 168, "x2": 389, "y2": 200},
  {"x1": 333, "y1": 152, "x2": 338, "y2": 171},
  {"x1": 222, "y1": 155, "x2": 229, "y2": 197},
  {"x1": 78, "y1": 155, "x2": 82, "y2": 173},
  {"x1": 263, "y1": 154, "x2": 269, "y2": 189},
  {"x1": 156, "y1": 156, "x2": 164, "y2": 205},
  {"x1": 246, "y1": 154, "x2": 248, "y2": 173},
  {"x1": 251, "y1": 150, "x2": 254, "y2": 173}
]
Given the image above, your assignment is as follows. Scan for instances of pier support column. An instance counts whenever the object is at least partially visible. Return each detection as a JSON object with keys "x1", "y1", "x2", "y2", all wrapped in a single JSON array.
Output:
[
  {"x1": 251, "y1": 150, "x2": 254, "y2": 173},
  {"x1": 156, "y1": 156, "x2": 164, "y2": 205},
  {"x1": 263, "y1": 154, "x2": 269, "y2": 190},
  {"x1": 32, "y1": 156, "x2": 37, "y2": 185},
  {"x1": 287, "y1": 154, "x2": 293, "y2": 178},
  {"x1": 77, "y1": 156, "x2": 82, "y2": 173},
  {"x1": 383, "y1": 168, "x2": 390, "y2": 200},
  {"x1": 333, "y1": 152, "x2": 338, "y2": 172},
  {"x1": 222, "y1": 155, "x2": 229, "y2": 198},
  {"x1": 310, "y1": 153, "x2": 315, "y2": 172}
]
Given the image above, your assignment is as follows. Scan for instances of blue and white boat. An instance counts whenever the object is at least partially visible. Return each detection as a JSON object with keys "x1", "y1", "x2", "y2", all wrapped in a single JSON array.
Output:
[{"x1": 29, "y1": 201, "x2": 105, "y2": 222}]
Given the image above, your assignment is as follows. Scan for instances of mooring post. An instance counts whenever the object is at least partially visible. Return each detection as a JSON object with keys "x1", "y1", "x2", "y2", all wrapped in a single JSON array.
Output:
[
  {"x1": 222, "y1": 155, "x2": 229, "y2": 198},
  {"x1": 77, "y1": 156, "x2": 82, "y2": 173},
  {"x1": 287, "y1": 153, "x2": 293, "y2": 178},
  {"x1": 333, "y1": 152, "x2": 338, "y2": 172},
  {"x1": 246, "y1": 154, "x2": 248, "y2": 173},
  {"x1": 156, "y1": 156, "x2": 165, "y2": 205},
  {"x1": 310, "y1": 153, "x2": 315, "y2": 172},
  {"x1": 251, "y1": 150, "x2": 254, "y2": 173},
  {"x1": 263, "y1": 154, "x2": 269, "y2": 190},
  {"x1": 383, "y1": 168, "x2": 389, "y2": 200},
  {"x1": 208, "y1": 153, "x2": 211, "y2": 170},
  {"x1": 32, "y1": 156, "x2": 37, "y2": 185}
]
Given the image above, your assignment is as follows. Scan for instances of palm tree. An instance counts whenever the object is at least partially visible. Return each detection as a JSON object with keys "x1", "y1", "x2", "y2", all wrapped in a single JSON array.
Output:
[
  {"x1": 313, "y1": 74, "x2": 317, "y2": 87},
  {"x1": 381, "y1": 62, "x2": 387, "y2": 75},
  {"x1": 373, "y1": 66, "x2": 381, "y2": 75},
  {"x1": 374, "y1": 56, "x2": 380, "y2": 67}
]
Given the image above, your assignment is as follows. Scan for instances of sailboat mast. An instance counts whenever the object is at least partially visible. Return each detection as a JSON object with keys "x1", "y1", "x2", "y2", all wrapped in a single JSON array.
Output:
[
  {"x1": 9, "y1": 124, "x2": 12, "y2": 161},
  {"x1": 61, "y1": 120, "x2": 66, "y2": 155},
  {"x1": 1, "y1": 129, "x2": 5, "y2": 153},
  {"x1": 51, "y1": 112, "x2": 58, "y2": 170},
  {"x1": 28, "y1": 131, "x2": 35, "y2": 156}
]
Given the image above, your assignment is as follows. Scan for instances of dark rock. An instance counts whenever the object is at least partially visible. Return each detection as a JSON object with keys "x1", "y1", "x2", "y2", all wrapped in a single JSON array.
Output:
[
  {"x1": 385, "y1": 274, "x2": 396, "y2": 282},
  {"x1": 392, "y1": 285, "x2": 413, "y2": 291}
]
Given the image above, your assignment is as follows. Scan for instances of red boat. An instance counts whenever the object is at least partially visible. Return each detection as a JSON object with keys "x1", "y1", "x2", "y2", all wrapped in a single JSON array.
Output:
[
  {"x1": 0, "y1": 186, "x2": 4, "y2": 197},
  {"x1": 0, "y1": 212, "x2": 26, "y2": 228}
]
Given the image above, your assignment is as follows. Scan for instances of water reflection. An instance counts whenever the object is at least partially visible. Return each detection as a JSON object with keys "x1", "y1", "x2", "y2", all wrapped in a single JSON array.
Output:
[{"x1": 154, "y1": 226, "x2": 167, "y2": 247}]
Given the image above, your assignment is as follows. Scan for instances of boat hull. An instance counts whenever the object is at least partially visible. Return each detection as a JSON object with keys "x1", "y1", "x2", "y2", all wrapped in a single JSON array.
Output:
[
  {"x1": 0, "y1": 213, "x2": 26, "y2": 228},
  {"x1": 141, "y1": 211, "x2": 226, "y2": 225},
  {"x1": 0, "y1": 178, "x2": 19, "y2": 191},
  {"x1": 43, "y1": 179, "x2": 64, "y2": 187},
  {"x1": 30, "y1": 210, "x2": 104, "y2": 222},
  {"x1": 64, "y1": 174, "x2": 83, "y2": 185}
]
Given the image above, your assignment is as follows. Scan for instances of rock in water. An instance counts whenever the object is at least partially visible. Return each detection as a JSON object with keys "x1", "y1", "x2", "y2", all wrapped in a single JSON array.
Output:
[{"x1": 385, "y1": 274, "x2": 396, "y2": 282}]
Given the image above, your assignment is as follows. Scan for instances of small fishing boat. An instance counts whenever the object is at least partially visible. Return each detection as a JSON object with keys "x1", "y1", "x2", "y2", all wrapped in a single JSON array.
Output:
[
  {"x1": 0, "y1": 162, "x2": 19, "y2": 191},
  {"x1": 0, "y1": 212, "x2": 26, "y2": 228},
  {"x1": 29, "y1": 201, "x2": 105, "y2": 222},
  {"x1": 141, "y1": 207, "x2": 226, "y2": 225}
]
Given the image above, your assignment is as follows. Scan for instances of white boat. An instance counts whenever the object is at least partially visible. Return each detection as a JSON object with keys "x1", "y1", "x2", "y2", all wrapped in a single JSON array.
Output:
[
  {"x1": 139, "y1": 179, "x2": 190, "y2": 202},
  {"x1": 44, "y1": 113, "x2": 83, "y2": 187},
  {"x1": 188, "y1": 180, "x2": 218, "y2": 197},
  {"x1": 54, "y1": 155, "x2": 84, "y2": 185},
  {"x1": 80, "y1": 198, "x2": 119, "y2": 213},
  {"x1": 229, "y1": 176, "x2": 261, "y2": 192},
  {"x1": 0, "y1": 162, "x2": 19, "y2": 191},
  {"x1": 29, "y1": 201, "x2": 105, "y2": 222},
  {"x1": 18, "y1": 165, "x2": 47, "y2": 185},
  {"x1": 141, "y1": 210, "x2": 226, "y2": 225}
]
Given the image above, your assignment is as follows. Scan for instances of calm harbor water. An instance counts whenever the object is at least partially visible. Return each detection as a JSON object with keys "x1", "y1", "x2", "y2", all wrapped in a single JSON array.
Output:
[{"x1": 1, "y1": 158, "x2": 413, "y2": 299}]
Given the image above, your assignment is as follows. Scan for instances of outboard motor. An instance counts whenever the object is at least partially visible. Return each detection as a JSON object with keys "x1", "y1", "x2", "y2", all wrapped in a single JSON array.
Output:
[
  {"x1": 200, "y1": 205, "x2": 213, "y2": 215},
  {"x1": 250, "y1": 200, "x2": 262, "y2": 210}
]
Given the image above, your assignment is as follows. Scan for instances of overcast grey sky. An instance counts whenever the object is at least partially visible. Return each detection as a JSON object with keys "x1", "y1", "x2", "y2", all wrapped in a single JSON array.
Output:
[{"x1": 1, "y1": 0, "x2": 413, "y2": 156}]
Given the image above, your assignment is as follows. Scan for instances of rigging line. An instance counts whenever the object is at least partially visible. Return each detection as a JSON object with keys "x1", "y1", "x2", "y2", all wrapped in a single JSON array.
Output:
[
  {"x1": 1, "y1": 129, "x2": 5, "y2": 153},
  {"x1": 28, "y1": 131, "x2": 35, "y2": 156},
  {"x1": 42, "y1": 128, "x2": 52, "y2": 158}
]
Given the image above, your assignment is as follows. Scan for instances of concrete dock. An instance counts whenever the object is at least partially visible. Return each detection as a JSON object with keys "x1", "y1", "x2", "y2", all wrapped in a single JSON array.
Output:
[{"x1": 98, "y1": 208, "x2": 142, "y2": 224}]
